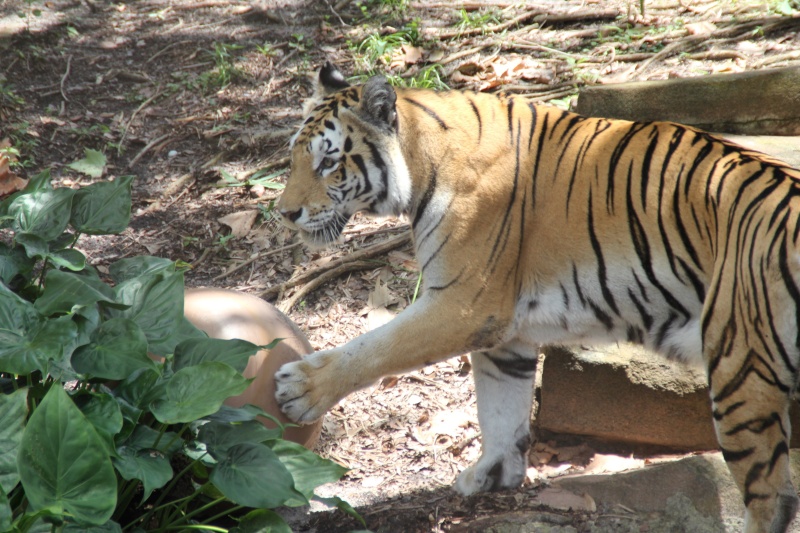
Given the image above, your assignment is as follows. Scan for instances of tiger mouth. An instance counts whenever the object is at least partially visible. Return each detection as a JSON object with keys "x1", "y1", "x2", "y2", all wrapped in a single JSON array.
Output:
[{"x1": 300, "y1": 213, "x2": 350, "y2": 247}]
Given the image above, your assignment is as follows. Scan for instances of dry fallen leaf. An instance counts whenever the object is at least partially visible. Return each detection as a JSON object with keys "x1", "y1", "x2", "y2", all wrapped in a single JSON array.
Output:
[
  {"x1": 685, "y1": 21, "x2": 716, "y2": 36},
  {"x1": 0, "y1": 140, "x2": 26, "y2": 199},
  {"x1": 217, "y1": 209, "x2": 258, "y2": 238}
]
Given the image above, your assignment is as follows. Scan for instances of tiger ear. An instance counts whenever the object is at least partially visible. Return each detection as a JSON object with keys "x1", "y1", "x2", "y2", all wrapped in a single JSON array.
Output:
[
  {"x1": 319, "y1": 62, "x2": 350, "y2": 93},
  {"x1": 360, "y1": 75, "x2": 397, "y2": 131},
  {"x1": 303, "y1": 62, "x2": 350, "y2": 116}
]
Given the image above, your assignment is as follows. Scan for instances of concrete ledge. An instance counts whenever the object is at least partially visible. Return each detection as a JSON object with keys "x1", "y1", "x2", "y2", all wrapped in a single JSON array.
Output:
[{"x1": 576, "y1": 66, "x2": 800, "y2": 135}]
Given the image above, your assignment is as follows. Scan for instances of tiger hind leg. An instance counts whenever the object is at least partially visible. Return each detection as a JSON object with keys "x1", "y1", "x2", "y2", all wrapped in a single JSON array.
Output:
[
  {"x1": 455, "y1": 340, "x2": 537, "y2": 495},
  {"x1": 709, "y1": 346, "x2": 799, "y2": 532}
]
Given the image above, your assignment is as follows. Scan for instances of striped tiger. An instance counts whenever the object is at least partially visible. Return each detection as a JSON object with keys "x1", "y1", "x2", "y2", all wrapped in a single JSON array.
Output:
[{"x1": 274, "y1": 62, "x2": 800, "y2": 532}]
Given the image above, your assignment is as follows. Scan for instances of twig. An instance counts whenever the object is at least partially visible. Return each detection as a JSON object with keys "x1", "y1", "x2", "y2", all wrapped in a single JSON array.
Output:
[
  {"x1": 260, "y1": 231, "x2": 412, "y2": 299},
  {"x1": 168, "y1": 0, "x2": 239, "y2": 10},
  {"x1": 439, "y1": 44, "x2": 494, "y2": 65},
  {"x1": 147, "y1": 40, "x2": 193, "y2": 63},
  {"x1": 60, "y1": 55, "x2": 73, "y2": 102},
  {"x1": 324, "y1": 0, "x2": 347, "y2": 26},
  {"x1": 435, "y1": 9, "x2": 545, "y2": 40},
  {"x1": 119, "y1": 86, "x2": 164, "y2": 154},
  {"x1": 128, "y1": 133, "x2": 170, "y2": 168},
  {"x1": 278, "y1": 260, "x2": 378, "y2": 312},
  {"x1": 213, "y1": 241, "x2": 303, "y2": 281}
]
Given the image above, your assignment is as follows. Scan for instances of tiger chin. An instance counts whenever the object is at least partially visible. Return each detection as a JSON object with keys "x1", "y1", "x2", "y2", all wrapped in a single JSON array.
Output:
[{"x1": 275, "y1": 62, "x2": 800, "y2": 532}]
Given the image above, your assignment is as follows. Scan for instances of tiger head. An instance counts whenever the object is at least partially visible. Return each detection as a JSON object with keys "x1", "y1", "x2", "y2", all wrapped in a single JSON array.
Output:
[{"x1": 277, "y1": 63, "x2": 412, "y2": 248}]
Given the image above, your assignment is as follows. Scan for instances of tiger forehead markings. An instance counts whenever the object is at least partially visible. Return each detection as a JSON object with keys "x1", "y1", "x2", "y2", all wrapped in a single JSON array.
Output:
[{"x1": 275, "y1": 62, "x2": 800, "y2": 533}]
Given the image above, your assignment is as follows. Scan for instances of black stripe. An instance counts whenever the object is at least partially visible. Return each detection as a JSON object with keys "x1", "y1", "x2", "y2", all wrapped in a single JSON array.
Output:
[
  {"x1": 412, "y1": 167, "x2": 438, "y2": 229},
  {"x1": 427, "y1": 268, "x2": 464, "y2": 292},
  {"x1": 421, "y1": 233, "x2": 451, "y2": 272},
  {"x1": 626, "y1": 187, "x2": 691, "y2": 318},
  {"x1": 404, "y1": 97, "x2": 449, "y2": 130},
  {"x1": 721, "y1": 446, "x2": 755, "y2": 463},
  {"x1": 628, "y1": 286, "x2": 654, "y2": 330},
  {"x1": 506, "y1": 98, "x2": 514, "y2": 142},
  {"x1": 640, "y1": 128, "x2": 660, "y2": 211},
  {"x1": 468, "y1": 97, "x2": 482, "y2": 143},
  {"x1": 587, "y1": 189, "x2": 620, "y2": 315}
]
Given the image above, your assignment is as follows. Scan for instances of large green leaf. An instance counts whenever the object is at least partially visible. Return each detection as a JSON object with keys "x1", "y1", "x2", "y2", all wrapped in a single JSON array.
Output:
[
  {"x1": 66, "y1": 148, "x2": 106, "y2": 179},
  {"x1": 229, "y1": 509, "x2": 292, "y2": 533},
  {"x1": 149, "y1": 362, "x2": 249, "y2": 424},
  {"x1": 205, "y1": 404, "x2": 283, "y2": 427},
  {"x1": 0, "y1": 242, "x2": 31, "y2": 284},
  {"x1": 70, "y1": 176, "x2": 133, "y2": 235},
  {"x1": 114, "y1": 368, "x2": 161, "y2": 410},
  {"x1": 108, "y1": 256, "x2": 175, "y2": 283},
  {"x1": 0, "y1": 484, "x2": 10, "y2": 533},
  {"x1": 13, "y1": 232, "x2": 48, "y2": 259},
  {"x1": 8, "y1": 187, "x2": 75, "y2": 242},
  {"x1": 47, "y1": 248, "x2": 86, "y2": 271},
  {"x1": 17, "y1": 386, "x2": 117, "y2": 526},
  {"x1": 0, "y1": 284, "x2": 41, "y2": 374},
  {"x1": 210, "y1": 443, "x2": 302, "y2": 508},
  {"x1": 0, "y1": 289, "x2": 78, "y2": 375},
  {"x1": 34, "y1": 269, "x2": 119, "y2": 317},
  {"x1": 0, "y1": 388, "x2": 27, "y2": 494},
  {"x1": 113, "y1": 446, "x2": 172, "y2": 503},
  {"x1": 269, "y1": 439, "x2": 348, "y2": 503},
  {"x1": 64, "y1": 520, "x2": 122, "y2": 532},
  {"x1": 71, "y1": 318, "x2": 155, "y2": 380},
  {"x1": 74, "y1": 392, "x2": 123, "y2": 454},
  {"x1": 198, "y1": 420, "x2": 282, "y2": 458},
  {"x1": 113, "y1": 425, "x2": 180, "y2": 503},
  {"x1": 0, "y1": 169, "x2": 52, "y2": 226},
  {"x1": 110, "y1": 267, "x2": 185, "y2": 355},
  {"x1": 173, "y1": 338, "x2": 260, "y2": 373}
]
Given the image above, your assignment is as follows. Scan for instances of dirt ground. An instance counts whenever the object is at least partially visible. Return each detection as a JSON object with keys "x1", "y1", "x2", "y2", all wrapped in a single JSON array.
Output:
[{"x1": 2, "y1": 0, "x2": 800, "y2": 531}]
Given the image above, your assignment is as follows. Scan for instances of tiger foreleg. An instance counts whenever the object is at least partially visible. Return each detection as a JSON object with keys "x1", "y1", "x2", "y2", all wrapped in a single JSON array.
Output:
[
  {"x1": 455, "y1": 341, "x2": 537, "y2": 495},
  {"x1": 275, "y1": 293, "x2": 512, "y2": 424}
]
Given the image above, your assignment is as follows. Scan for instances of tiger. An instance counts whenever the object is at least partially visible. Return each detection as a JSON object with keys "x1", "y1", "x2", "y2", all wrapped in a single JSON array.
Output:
[{"x1": 274, "y1": 61, "x2": 800, "y2": 532}]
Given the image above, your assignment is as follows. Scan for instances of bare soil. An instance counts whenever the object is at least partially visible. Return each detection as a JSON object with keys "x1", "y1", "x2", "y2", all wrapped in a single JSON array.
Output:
[{"x1": 2, "y1": 1, "x2": 799, "y2": 531}]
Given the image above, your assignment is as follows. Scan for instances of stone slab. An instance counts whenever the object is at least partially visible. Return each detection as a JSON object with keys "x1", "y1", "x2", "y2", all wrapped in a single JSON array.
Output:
[
  {"x1": 720, "y1": 134, "x2": 800, "y2": 168},
  {"x1": 537, "y1": 344, "x2": 800, "y2": 450},
  {"x1": 576, "y1": 66, "x2": 800, "y2": 135}
]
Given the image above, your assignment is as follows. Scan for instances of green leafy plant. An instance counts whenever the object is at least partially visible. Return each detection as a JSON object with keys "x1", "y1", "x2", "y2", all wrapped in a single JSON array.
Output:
[
  {"x1": 354, "y1": 21, "x2": 422, "y2": 68},
  {"x1": 0, "y1": 167, "x2": 358, "y2": 531},
  {"x1": 200, "y1": 42, "x2": 244, "y2": 91},
  {"x1": 456, "y1": 8, "x2": 499, "y2": 30}
]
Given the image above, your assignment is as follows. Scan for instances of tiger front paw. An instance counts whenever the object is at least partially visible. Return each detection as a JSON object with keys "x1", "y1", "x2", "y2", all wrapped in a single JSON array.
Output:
[
  {"x1": 274, "y1": 354, "x2": 338, "y2": 424},
  {"x1": 454, "y1": 451, "x2": 527, "y2": 496}
]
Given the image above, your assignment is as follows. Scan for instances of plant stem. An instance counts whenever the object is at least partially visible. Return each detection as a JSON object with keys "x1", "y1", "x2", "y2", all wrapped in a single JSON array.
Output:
[{"x1": 134, "y1": 452, "x2": 208, "y2": 529}]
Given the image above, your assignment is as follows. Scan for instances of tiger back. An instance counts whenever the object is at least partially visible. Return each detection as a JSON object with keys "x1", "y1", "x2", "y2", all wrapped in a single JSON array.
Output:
[{"x1": 275, "y1": 62, "x2": 800, "y2": 532}]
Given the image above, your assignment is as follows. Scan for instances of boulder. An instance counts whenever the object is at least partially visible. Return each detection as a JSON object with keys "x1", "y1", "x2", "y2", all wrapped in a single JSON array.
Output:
[
  {"x1": 536, "y1": 344, "x2": 800, "y2": 450},
  {"x1": 576, "y1": 66, "x2": 800, "y2": 135}
]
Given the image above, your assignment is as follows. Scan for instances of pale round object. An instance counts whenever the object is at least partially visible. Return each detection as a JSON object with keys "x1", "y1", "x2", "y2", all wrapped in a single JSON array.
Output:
[{"x1": 183, "y1": 288, "x2": 322, "y2": 449}]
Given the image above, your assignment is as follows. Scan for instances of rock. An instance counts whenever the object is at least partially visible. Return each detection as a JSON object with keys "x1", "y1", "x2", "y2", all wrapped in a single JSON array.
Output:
[
  {"x1": 536, "y1": 344, "x2": 800, "y2": 450},
  {"x1": 183, "y1": 288, "x2": 323, "y2": 449},
  {"x1": 720, "y1": 134, "x2": 800, "y2": 169},
  {"x1": 576, "y1": 66, "x2": 800, "y2": 135}
]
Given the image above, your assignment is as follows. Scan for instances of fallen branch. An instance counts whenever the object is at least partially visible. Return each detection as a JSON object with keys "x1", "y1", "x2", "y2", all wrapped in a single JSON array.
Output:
[
  {"x1": 128, "y1": 133, "x2": 170, "y2": 168},
  {"x1": 213, "y1": 241, "x2": 303, "y2": 281},
  {"x1": 277, "y1": 260, "x2": 378, "y2": 313},
  {"x1": 260, "y1": 231, "x2": 412, "y2": 299},
  {"x1": 119, "y1": 86, "x2": 164, "y2": 154}
]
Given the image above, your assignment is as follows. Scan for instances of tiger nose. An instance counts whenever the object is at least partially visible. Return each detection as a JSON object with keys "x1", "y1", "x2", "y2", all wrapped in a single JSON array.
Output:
[{"x1": 280, "y1": 208, "x2": 302, "y2": 223}]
